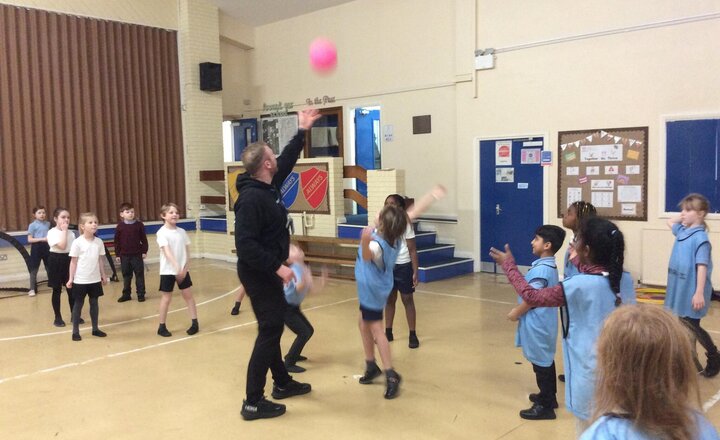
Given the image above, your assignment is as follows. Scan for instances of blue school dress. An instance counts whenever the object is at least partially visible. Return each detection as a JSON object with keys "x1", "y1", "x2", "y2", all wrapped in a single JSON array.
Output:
[
  {"x1": 284, "y1": 263, "x2": 308, "y2": 306},
  {"x1": 564, "y1": 236, "x2": 580, "y2": 279},
  {"x1": 355, "y1": 233, "x2": 399, "y2": 312},
  {"x1": 665, "y1": 224, "x2": 713, "y2": 319},
  {"x1": 516, "y1": 257, "x2": 559, "y2": 367},
  {"x1": 580, "y1": 411, "x2": 720, "y2": 439},
  {"x1": 561, "y1": 271, "x2": 636, "y2": 420}
]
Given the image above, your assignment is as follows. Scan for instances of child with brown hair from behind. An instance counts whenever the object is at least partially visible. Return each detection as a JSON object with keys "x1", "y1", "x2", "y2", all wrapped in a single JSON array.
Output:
[
  {"x1": 114, "y1": 202, "x2": 148, "y2": 302},
  {"x1": 356, "y1": 185, "x2": 446, "y2": 399},
  {"x1": 580, "y1": 304, "x2": 719, "y2": 439}
]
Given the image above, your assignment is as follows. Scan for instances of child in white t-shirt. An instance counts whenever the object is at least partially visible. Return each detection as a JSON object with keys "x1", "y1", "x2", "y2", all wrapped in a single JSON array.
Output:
[
  {"x1": 156, "y1": 203, "x2": 198, "y2": 337},
  {"x1": 47, "y1": 207, "x2": 76, "y2": 327},
  {"x1": 66, "y1": 212, "x2": 109, "y2": 341}
]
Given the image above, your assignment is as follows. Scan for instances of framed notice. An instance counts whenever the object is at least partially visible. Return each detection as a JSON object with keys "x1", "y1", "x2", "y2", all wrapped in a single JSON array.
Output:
[
  {"x1": 260, "y1": 114, "x2": 298, "y2": 154},
  {"x1": 558, "y1": 127, "x2": 648, "y2": 221}
]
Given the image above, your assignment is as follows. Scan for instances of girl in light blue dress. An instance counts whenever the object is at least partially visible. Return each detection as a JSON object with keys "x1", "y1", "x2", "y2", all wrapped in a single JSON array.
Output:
[
  {"x1": 581, "y1": 304, "x2": 719, "y2": 440},
  {"x1": 664, "y1": 193, "x2": 719, "y2": 377}
]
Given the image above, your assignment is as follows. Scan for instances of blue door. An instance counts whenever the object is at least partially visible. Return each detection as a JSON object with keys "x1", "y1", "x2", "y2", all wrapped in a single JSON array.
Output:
[
  {"x1": 480, "y1": 138, "x2": 544, "y2": 270},
  {"x1": 354, "y1": 108, "x2": 381, "y2": 215},
  {"x1": 233, "y1": 119, "x2": 258, "y2": 161}
]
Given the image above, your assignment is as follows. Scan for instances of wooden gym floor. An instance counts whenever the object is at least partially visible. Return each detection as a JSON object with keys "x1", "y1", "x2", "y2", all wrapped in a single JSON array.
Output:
[{"x1": 1, "y1": 259, "x2": 719, "y2": 439}]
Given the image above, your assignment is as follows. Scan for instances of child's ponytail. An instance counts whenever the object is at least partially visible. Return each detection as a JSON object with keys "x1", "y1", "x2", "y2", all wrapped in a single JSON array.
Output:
[
  {"x1": 607, "y1": 227, "x2": 625, "y2": 304},
  {"x1": 579, "y1": 217, "x2": 625, "y2": 305}
]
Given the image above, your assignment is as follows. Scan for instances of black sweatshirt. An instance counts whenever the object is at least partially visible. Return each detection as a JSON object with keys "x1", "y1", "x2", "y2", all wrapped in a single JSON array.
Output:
[{"x1": 234, "y1": 129, "x2": 306, "y2": 273}]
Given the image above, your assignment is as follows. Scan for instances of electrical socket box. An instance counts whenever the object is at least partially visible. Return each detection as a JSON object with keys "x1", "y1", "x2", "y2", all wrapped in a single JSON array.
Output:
[{"x1": 474, "y1": 54, "x2": 495, "y2": 70}]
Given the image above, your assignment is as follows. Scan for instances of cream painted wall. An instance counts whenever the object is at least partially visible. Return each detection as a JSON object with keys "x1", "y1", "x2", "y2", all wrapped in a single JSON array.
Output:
[
  {"x1": 456, "y1": 1, "x2": 720, "y2": 283},
  {"x1": 220, "y1": 41, "x2": 252, "y2": 118},
  {"x1": 0, "y1": 0, "x2": 179, "y2": 29}
]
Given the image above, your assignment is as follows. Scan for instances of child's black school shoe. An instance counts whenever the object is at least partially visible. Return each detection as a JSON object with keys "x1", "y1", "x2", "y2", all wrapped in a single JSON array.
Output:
[
  {"x1": 72, "y1": 333, "x2": 81, "y2": 341},
  {"x1": 519, "y1": 402, "x2": 556, "y2": 420},
  {"x1": 241, "y1": 398, "x2": 286, "y2": 421},
  {"x1": 53, "y1": 318, "x2": 66, "y2": 327},
  {"x1": 359, "y1": 363, "x2": 382, "y2": 384},
  {"x1": 285, "y1": 364, "x2": 306, "y2": 373},
  {"x1": 271, "y1": 379, "x2": 311, "y2": 399},
  {"x1": 385, "y1": 328, "x2": 394, "y2": 341},
  {"x1": 137, "y1": 295, "x2": 146, "y2": 302},
  {"x1": 384, "y1": 370, "x2": 401, "y2": 399},
  {"x1": 186, "y1": 320, "x2": 199, "y2": 335},
  {"x1": 408, "y1": 332, "x2": 419, "y2": 349},
  {"x1": 231, "y1": 301, "x2": 241, "y2": 315},
  {"x1": 703, "y1": 351, "x2": 720, "y2": 377},
  {"x1": 157, "y1": 325, "x2": 172, "y2": 337},
  {"x1": 529, "y1": 393, "x2": 559, "y2": 409},
  {"x1": 117, "y1": 295, "x2": 131, "y2": 303},
  {"x1": 92, "y1": 329, "x2": 107, "y2": 337},
  {"x1": 297, "y1": 355, "x2": 308, "y2": 362}
]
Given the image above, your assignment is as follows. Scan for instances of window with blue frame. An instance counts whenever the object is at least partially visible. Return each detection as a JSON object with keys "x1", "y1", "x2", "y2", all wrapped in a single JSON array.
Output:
[{"x1": 665, "y1": 119, "x2": 720, "y2": 213}]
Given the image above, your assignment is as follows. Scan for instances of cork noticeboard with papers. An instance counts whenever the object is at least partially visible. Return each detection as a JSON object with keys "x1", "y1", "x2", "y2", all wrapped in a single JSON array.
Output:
[{"x1": 557, "y1": 127, "x2": 648, "y2": 221}]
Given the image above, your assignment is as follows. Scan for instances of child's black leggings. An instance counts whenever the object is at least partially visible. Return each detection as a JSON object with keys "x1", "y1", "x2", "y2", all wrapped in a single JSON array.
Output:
[
  {"x1": 51, "y1": 286, "x2": 74, "y2": 319},
  {"x1": 681, "y1": 317, "x2": 718, "y2": 355},
  {"x1": 72, "y1": 295, "x2": 99, "y2": 334}
]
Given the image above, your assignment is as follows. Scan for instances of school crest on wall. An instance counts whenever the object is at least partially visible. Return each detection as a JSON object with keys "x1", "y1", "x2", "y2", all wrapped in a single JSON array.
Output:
[{"x1": 280, "y1": 163, "x2": 330, "y2": 213}]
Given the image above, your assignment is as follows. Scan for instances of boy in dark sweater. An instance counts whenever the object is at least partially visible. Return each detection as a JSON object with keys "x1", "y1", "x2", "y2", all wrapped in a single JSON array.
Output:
[{"x1": 114, "y1": 202, "x2": 149, "y2": 302}]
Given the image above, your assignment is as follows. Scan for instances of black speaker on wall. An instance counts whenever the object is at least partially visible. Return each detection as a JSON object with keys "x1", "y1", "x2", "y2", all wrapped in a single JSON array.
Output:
[{"x1": 199, "y1": 62, "x2": 222, "y2": 91}]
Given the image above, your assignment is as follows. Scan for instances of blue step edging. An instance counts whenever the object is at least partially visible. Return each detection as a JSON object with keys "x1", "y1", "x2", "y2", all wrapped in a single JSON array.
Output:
[
  {"x1": 2, "y1": 219, "x2": 197, "y2": 247},
  {"x1": 199, "y1": 217, "x2": 227, "y2": 233},
  {"x1": 417, "y1": 244, "x2": 456, "y2": 265},
  {"x1": 418, "y1": 258, "x2": 475, "y2": 283}
]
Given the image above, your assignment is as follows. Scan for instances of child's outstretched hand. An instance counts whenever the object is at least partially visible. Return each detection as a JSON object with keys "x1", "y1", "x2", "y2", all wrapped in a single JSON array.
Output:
[
  {"x1": 507, "y1": 306, "x2": 522, "y2": 321},
  {"x1": 692, "y1": 292, "x2": 705, "y2": 311},
  {"x1": 431, "y1": 184, "x2": 447, "y2": 201},
  {"x1": 489, "y1": 244, "x2": 513, "y2": 265}
]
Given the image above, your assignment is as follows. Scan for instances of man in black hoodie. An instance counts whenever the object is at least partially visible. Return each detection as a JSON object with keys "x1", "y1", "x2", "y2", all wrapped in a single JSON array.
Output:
[{"x1": 235, "y1": 108, "x2": 320, "y2": 421}]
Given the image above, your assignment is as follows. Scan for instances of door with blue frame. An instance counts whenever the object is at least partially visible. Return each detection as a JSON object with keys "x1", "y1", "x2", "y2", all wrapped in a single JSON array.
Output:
[
  {"x1": 480, "y1": 137, "x2": 544, "y2": 271},
  {"x1": 233, "y1": 119, "x2": 258, "y2": 161},
  {"x1": 354, "y1": 108, "x2": 381, "y2": 214}
]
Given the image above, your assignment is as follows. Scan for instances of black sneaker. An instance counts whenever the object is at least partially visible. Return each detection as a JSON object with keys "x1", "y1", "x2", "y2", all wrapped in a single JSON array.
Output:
[
  {"x1": 271, "y1": 379, "x2": 311, "y2": 399},
  {"x1": 359, "y1": 363, "x2": 382, "y2": 384},
  {"x1": 529, "y1": 393, "x2": 559, "y2": 409},
  {"x1": 117, "y1": 295, "x2": 132, "y2": 303},
  {"x1": 230, "y1": 306, "x2": 240, "y2": 316},
  {"x1": 703, "y1": 352, "x2": 720, "y2": 378},
  {"x1": 186, "y1": 322, "x2": 199, "y2": 335},
  {"x1": 285, "y1": 364, "x2": 306, "y2": 373},
  {"x1": 72, "y1": 333, "x2": 81, "y2": 341},
  {"x1": 384, "y1": 371, "x2": 401, "y2": 399},
  {"x1": 53, "y1": 318, "x2": 66, "y2": 327},
  {"x1": 92, "y1": 329, "x2": 107, "y2": 337},
  {"x1": 519, "y1": 402, "x2": 556, "y2": 420},
  {"x1": 409, "y1": 333, "x2": 420, "y2": 349},
  {"x1": 158, "y1": 326, "x2": 172, "y2": 337},
  {"x1": 137, "y1": 295, "x2": 146, "y2": 303},
  {"x1": 241, "y1": 398, "x2": 286, "y2": 421}
]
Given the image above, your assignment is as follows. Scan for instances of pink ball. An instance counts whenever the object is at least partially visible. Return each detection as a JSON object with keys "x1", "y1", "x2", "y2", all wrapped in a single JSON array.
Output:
[{"x1": 309, "y1": 38, "x2": 337, "y2": 73}]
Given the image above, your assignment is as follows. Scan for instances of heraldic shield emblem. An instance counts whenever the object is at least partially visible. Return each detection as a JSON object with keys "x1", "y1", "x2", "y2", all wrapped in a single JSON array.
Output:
[
  {"x1": 281, "y1": 171, "x2": 300, "y2": 208},
  {"x1": 300, "y1": 167, "x2": 328, "y2": 209}
]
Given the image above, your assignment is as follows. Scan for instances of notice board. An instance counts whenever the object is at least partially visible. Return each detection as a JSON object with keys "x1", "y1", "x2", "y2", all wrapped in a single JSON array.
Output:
[{"x1": 558, "y1": 127, "x2": 648, "y2": 221}]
